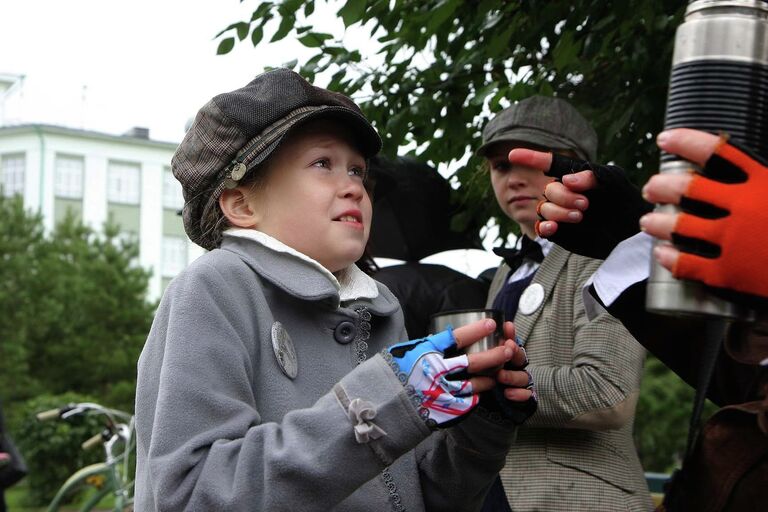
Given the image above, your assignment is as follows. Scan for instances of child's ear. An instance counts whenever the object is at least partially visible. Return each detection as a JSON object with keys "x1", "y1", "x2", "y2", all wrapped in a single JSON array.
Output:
[{"x1": 219, "y1": 188, "x2": 260, "y2": 228}]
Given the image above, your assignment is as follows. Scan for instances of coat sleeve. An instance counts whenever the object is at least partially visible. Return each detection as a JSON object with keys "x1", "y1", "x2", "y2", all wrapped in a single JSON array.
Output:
[
  {"x1": 603, "y1": 280, "x2": 767, "y2": 407},
  {"x1": 414, "y1": 413, "x2": 517, "y2": 511},
  {"x1": 134, "y1": 261, "x2": 431, "y2": 511},
  {"x1": 525, "y1": 257, "x2": 646, "y2": 430}
]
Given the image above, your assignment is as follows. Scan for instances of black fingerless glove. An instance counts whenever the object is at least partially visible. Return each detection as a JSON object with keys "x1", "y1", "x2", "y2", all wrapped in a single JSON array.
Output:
[
  {"x1": 542, "y1": 154, "x2": 653, "y2": 260},
  {"x1": 478, "y1": 362, "x2": 537, "y2": 425}
]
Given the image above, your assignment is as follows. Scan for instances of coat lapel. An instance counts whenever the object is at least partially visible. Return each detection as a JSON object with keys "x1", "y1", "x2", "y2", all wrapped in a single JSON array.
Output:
[{"x1": 513, "y1": 245, "x2": 570, "y2": 345}]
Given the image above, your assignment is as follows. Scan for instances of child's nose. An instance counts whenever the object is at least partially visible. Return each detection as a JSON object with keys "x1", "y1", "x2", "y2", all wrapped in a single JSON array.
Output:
[{"x1": 339, "y1": 174, "x2": 366, "y2": 199}]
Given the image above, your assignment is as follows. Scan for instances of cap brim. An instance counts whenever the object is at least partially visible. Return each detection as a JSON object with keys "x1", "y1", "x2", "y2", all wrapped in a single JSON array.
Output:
[
  {"x1": 476, "y1": 128, "x2": 588, "y2": 160},
  {"x1": 247, "y1": 105, "x2": 382, "y2": 170}
]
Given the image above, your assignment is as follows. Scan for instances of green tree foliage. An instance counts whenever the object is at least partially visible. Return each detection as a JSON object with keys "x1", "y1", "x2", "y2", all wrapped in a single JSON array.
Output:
[
  {"x1": 217, "y1": 0, "x2": 688, "y2": 237},
  {"x1": 635, "y1": 356, "x2": 718, "y2": 472},
  {"x1": 0, "y1": 195, "x2": 155, "y2": 413},
  {"x1": 13, "y1": 392, "x2": 103, "y2": 506}
]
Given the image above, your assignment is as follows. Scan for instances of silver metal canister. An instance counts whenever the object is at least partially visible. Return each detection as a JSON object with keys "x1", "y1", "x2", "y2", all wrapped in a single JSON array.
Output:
[
  {"x1": 646, "y1": 0, "x2": 768, "y2": 319},
  {"x1": 429, "y1": 309, "x2": 504, "y2": 355}
]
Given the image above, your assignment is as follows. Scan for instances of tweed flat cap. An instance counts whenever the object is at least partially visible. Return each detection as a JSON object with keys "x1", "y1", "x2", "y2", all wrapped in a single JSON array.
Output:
[
  {"x1": 173, "y1": 68, "x2": 382, "y2": 250},
  {"x1": 476, "y1": 96, "x2": 597, "y2": 161}
]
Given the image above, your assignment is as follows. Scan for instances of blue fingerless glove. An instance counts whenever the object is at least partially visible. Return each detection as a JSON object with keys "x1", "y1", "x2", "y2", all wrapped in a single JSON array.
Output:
[{"x1": 384, "y1": 328, "x2": 478, "y2": 429}]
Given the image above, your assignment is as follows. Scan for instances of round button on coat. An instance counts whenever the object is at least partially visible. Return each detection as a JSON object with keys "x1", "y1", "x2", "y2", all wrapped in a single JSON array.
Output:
[{"x1": 334, "y1": 321, "x2": 356, "y2": 344}]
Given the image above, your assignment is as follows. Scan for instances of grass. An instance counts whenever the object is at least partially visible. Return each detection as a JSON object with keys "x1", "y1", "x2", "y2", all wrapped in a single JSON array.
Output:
[{"x1": 5, "y1": 480, "x2": 116, "y2": 512}]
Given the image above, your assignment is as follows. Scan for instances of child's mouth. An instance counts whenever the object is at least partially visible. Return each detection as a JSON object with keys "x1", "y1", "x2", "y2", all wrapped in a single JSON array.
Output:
[{"x1": 334, "y1": 210, "x2": 363, "y2": 224}]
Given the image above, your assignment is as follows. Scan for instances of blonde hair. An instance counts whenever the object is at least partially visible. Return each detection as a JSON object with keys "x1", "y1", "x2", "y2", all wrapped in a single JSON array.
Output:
[{"x1": 199, "y1": 166, "x2": 270, "y2": 249}]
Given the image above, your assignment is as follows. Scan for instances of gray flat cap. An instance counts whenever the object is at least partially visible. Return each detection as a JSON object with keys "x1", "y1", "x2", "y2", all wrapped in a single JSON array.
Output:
[
  {"x1": 173, "y1": 68, "x2": 382, "y2": 250},
  {"x1": 476, "y1": 96, "x2": 597, "y2": 161}
]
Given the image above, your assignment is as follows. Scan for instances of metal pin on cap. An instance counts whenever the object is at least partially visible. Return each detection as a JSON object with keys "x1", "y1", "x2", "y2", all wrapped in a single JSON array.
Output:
[{"x1": 223, "y1": 162, "x2": 248, "y2": 189}]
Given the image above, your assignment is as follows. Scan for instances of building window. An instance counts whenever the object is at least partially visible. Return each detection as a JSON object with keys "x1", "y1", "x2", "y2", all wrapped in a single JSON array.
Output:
[
  {"x1": 54, "y1": 154, "x2": 84, "y2": 199},
  {"x1": 162, "y1": 236, "x2": 188, "y2": 277},
  {"x1": 107, "y1": 161, "x2": 141, "y2": 204},
  {"x1": 1, "y1": 153, "x2": 25, "y2": 197},
  {"x1": 162, "y1": 167, "x2": 184, "y2": 210}
]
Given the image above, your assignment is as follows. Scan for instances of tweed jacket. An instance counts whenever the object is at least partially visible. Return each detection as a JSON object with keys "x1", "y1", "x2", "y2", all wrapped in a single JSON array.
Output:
[
  {"x1": 486, "y1": 245, "x2": 652, "y2": 511},
  {"x1": 135, "y1": 235, "x2": 518, "y2": 512}
]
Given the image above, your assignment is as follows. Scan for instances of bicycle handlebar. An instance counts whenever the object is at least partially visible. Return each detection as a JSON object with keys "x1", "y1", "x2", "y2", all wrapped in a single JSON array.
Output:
[
  {"x1": 36, "y1": 408, "x2": 62, "y2": 421},
  {"x1": 81, "y1": 432, "x2": 104, "y2": 451},
  {"x1": 36, "y1": 402, "x2": 132, "y2": 424}
]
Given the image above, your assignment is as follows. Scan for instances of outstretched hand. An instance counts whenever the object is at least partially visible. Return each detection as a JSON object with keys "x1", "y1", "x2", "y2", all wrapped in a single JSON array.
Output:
[
  {"x1": 643, "y1": 128, "x2": 768, "y2": 300},
  {"x1": 508, "y1": 149, "x2": 651, "y2": 259}
]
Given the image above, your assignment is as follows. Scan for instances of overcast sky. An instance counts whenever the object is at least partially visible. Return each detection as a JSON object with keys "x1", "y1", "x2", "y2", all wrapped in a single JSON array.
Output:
[
  {"x1": 0, "y1": 0, "x2": 328, "y2": 142},
  {"x1": 0, "y1": 0, "x2": 503, "y2": 274}
]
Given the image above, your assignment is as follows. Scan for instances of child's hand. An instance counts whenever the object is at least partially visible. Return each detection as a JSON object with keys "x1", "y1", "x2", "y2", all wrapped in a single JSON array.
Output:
[
  {"x1": 479, "y1": 321, "x2": 538, "y2": 424},
  {"x1": 385, "y1": 319, "x2": 514, "y2": 428}
]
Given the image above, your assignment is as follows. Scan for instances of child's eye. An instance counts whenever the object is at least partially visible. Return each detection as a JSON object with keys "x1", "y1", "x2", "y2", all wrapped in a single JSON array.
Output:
[
  {"x1": 348, "y1": 166, "x2": 368, "y2": 181},
  {"x1": 491, "y1": 161, "x2": 511, "y2": 173},
  {"x1": 312, "y1": 158, "x2": 331, "y2": 169}
]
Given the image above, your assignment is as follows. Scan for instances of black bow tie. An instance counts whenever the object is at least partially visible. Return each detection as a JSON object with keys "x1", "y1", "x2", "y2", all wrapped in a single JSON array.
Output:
[{"x1": 493, "y1": 236, "x2": 544, "y2": 270}]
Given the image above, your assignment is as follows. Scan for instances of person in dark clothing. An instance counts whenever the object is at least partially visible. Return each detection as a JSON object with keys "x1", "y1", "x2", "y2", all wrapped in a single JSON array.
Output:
[
  {"x1": 513, "y1": 127, "x2": 768, "y2": 511},
  {"x1": 366, "y1": 156, "x2": 489, "y2": 338},
  {"x1": 374, "y1": 262, "x2": 488, "y2": 339}
]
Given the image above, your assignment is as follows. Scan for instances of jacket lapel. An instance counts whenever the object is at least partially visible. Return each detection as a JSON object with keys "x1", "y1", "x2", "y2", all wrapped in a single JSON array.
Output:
[{"x1": 513, "y1": 245, "x2": 570, "y2": 345}]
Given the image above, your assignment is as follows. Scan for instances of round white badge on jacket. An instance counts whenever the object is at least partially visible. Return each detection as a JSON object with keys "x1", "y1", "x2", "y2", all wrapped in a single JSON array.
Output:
[
  {"x1": 518, "y1": 283, "x2": 545, "y2": 315},
  {"x1": 271, "y1": 321, "x2": 298, "y2": 379}
]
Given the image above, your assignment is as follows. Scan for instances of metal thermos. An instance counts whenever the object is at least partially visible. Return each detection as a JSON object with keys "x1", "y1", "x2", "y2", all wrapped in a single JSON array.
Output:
[
  {"x1": 429, "y1": 309, "x2": 504, "y2": 355},
  {"x1": 646, "y1": 0, "x2": 768, "y2": 318}
]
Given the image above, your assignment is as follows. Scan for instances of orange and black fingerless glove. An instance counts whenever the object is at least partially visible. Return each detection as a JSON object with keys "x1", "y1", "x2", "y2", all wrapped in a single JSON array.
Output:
[{"x1": 672, "y1": 138, "x2": 768, "y2": 300}]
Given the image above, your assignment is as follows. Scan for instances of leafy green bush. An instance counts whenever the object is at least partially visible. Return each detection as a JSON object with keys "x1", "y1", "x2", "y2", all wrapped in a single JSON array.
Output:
[
  {"x1": 634, "y1": 356, "x2": 718, "y2": 472},
  {"x1": 13, "y1": 392, "x2": 105, "y2": 506}
]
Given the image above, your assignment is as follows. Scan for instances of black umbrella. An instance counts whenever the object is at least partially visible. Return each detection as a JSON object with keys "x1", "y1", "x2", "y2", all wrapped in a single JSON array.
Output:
[{"x1": 367, "y1": 156, "x2": 482, "y2": 261}]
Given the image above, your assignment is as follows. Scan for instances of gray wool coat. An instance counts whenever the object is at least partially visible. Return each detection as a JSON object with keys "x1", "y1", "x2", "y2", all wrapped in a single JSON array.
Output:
[{"x1": 135, "y1": 235, "x2": 517, "y2": 511}]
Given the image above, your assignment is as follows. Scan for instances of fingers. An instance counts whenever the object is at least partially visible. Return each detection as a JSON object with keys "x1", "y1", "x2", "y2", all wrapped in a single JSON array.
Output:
[
  {"x1": 504, "y1": 387, "x2": 534, "y2": 401},
  {"x1": 508, "y1": 148, "x2": 552, "y2": 171},
  {"x1": 497, "y1": 368, "x2": 531, "y2": 387},
  {"x1": 468, "y1": 375, "x2": 496, "y2": 394},
  {"x1": 502, "y1": 321, "x2": 515, "y2": 340},
  {"x1": 642, "y1": 174, "x2": 692, "y2": 205},
  {"x1": 452, "y1": 319, "x2": 496, "y2": 351},
  {"x1": 559, "y1": 170, "x2": 599, "y2": 192},
  {"x1": 537, "y1": 200, "x2": 583, "y2": 224},
  {"x1": 505, "y1": 338, "x2": 528, "y2": 368},
  {"x1": 536, "y1": 220, "x2": 559, "y2": 238},
  {"x1": 652, "y1": 243, "x2": 679, "y2": 272},
  {"x1": 656, "y1": 128, "x2": 721, "y2": 167},
  {"x1": 639, "y1": 212, "x2": 677, "y2": 241},
  {"x1": 543, "y1": 181, "x2": 590, "y2": 211},
  {"x1": 466, "y1": 343, "x2": 514, "y2": 373}
]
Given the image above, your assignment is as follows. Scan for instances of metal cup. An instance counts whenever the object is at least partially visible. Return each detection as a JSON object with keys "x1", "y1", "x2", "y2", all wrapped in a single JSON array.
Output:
[{"x1": 429, "y1": 309, "x2": 504, "y2": 355}]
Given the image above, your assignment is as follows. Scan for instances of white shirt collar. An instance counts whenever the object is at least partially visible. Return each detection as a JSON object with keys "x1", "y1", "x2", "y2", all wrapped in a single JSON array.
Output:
[{"x1": 223, "y1": 228, "x2": 379, "y2": 303}]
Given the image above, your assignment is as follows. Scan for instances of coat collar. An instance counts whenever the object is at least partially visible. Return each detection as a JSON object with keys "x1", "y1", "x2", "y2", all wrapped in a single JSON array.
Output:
[{"x1": 219, "y1": 234, "x2": 400, "y2": 316}]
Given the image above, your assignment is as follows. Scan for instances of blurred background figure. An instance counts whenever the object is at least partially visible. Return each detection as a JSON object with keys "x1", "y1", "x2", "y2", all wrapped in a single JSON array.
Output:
[
  {"x1": 0, "y1": 398, "x2": 28, "y2": 512},
  {"x1": 365, "y1": 155, "x2": 488, "y2": 339}
]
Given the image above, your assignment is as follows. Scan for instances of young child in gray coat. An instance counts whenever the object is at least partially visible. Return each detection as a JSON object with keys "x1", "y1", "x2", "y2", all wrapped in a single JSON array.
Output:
[{"x1": 134, "y1": 69, "x2": 536, "y2": 511}]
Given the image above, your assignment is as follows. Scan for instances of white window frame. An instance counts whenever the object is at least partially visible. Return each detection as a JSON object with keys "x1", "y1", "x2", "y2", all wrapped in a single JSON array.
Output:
[
  {"x1": 107, "y1": 161, "x2": 141, "y2": 205},
  {"x1": 161, "y1": 236, "x2": 188, "y2": 277},
  {"x1": 162, "y1": 167, "x2": 184, "y2": 210},
  {"x1": 1, "y1": 153, "x2": 25, "y2": 197},
  {"x1": 54, "y1": 154, "x2": 84, "y2": 199}
]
